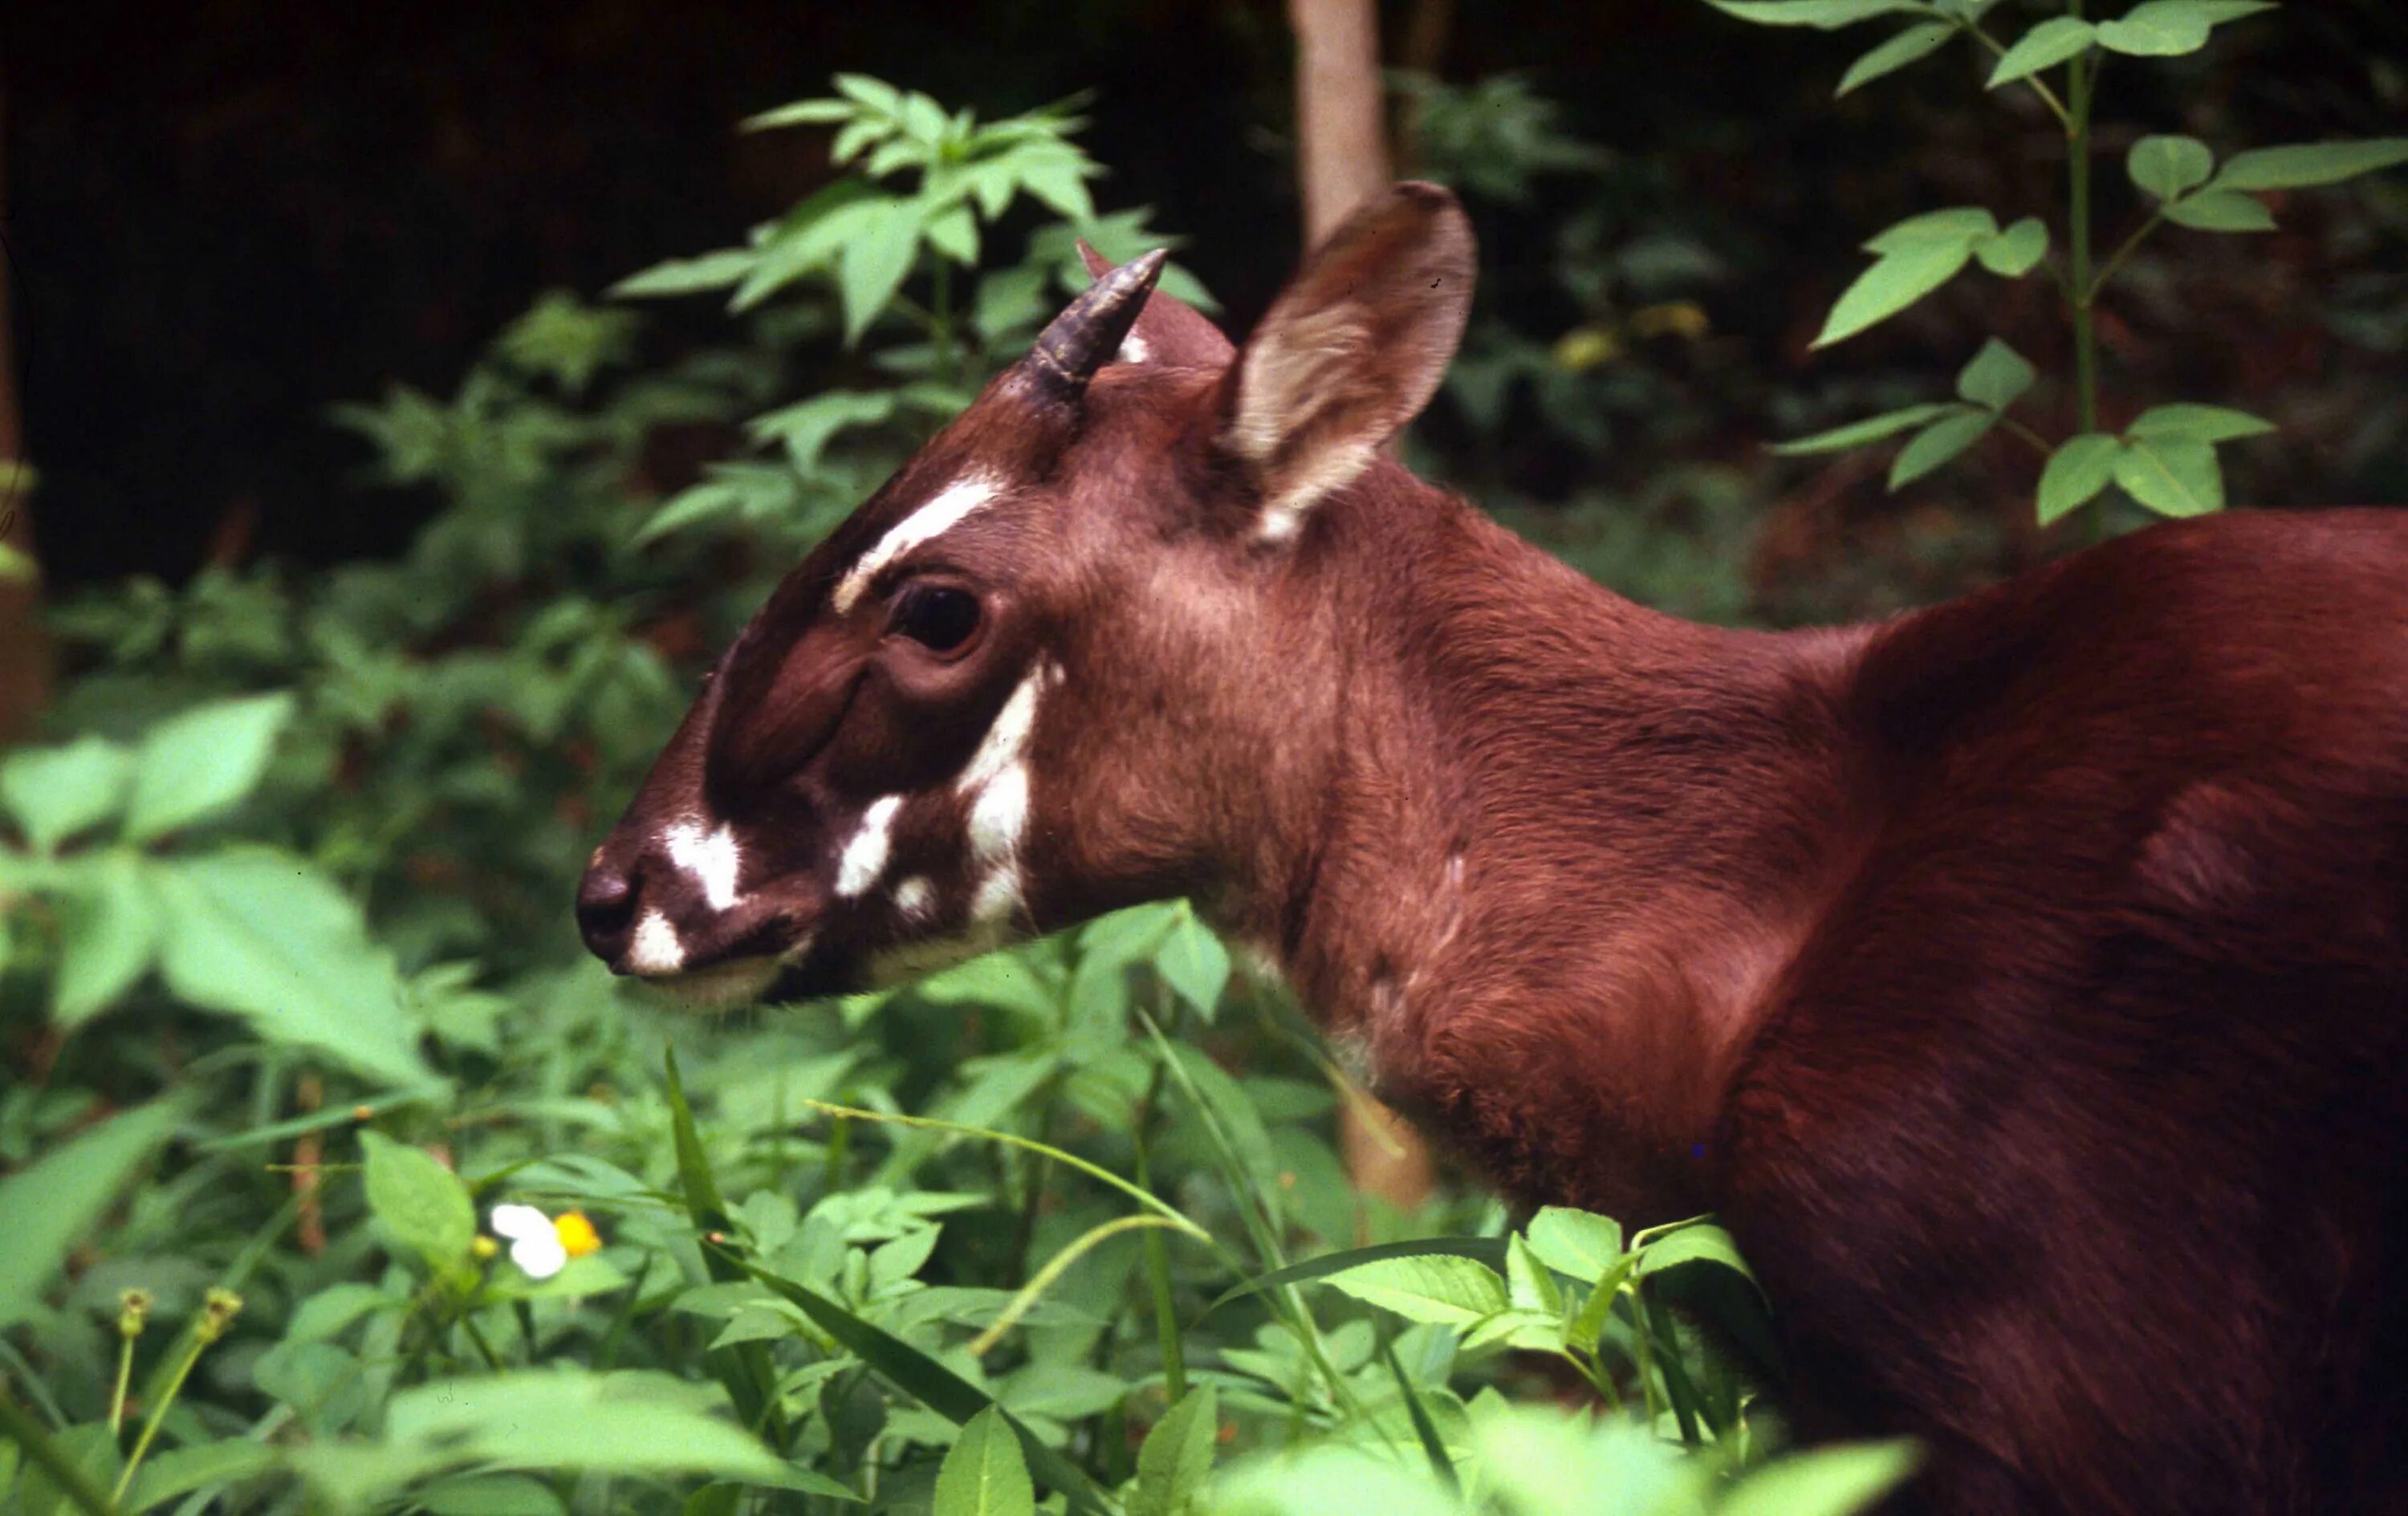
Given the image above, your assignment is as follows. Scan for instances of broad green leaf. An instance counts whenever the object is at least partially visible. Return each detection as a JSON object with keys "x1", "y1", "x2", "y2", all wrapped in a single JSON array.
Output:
[
  {"x1": 126, "y1": 1441, "x2": 283, "y2": 1511},
  {"x1": 1771, "y1": 403, "x2": 1955, "y2": 457},
  {"x1": 361, "y1": 1132, "x2": 476, "y2": 1277},
  {"x1": 0, "y1": 1099, "x2": 180, "y2": 1327},
  {"x1": 1523, "y1": 1207, "x2": 1625, "y2": 1284},
  {"x1": 417, "y1": 1473, "x2": 569, "y2": 1514},
  {"x1": 12, "y1": 1422, "x2": 122, "y2": 1516},
  {"x1": 1320, "y1": 1254, "x2": 1510, "y2": 1327},
  {"x1": 1861, "y1": 205, "x2": 1998, "y2": 254},
  {"x1": 934, "y1": 1407, "x2": 1036, "y2": 1516},
  {"x1": 152, "y1": 850, "x2": 432, "y2": 1087},
  {"x1": 1986, "y1": 17, "x2": 2095, "y2": 87},
  {"x1": 1133, "y1": 1387, "x2": 1218, "y2": 1516},
  {"x1": 2114, "y1": 436, "x2": 2226, "y2": 517},
  {"x1": 1505, "y1": 1234, "x2": 1565, "y2": 1316},
  {"x1": 924, "y1": 204, "x2": 979, "y2": 267},
  {"x1": 2126, "y1": 404, "x2": 2276, "y2": 443},
  {"x1": 1889, "y1": 408, "x2": 1995, "y2": 489},
  {"x1": 1815, "y1": 240, "x2": 1975, "y2": 348},
  {"x1": 610, "y1": 248, "x2": 755, "y2": 299},
  {"x1": 122, "y1": 693, "x2": 294, "y2": 843},
  {"x1": 1956, "y1": 338, "x2": 2037, "y2": 410},
  {"x1": 2128, "y1": 135, "x2": 2215, "y2": 201},
  {"x1": 1702, "y1": 0, "x2": 1930, "y2": 29},
  {"x1": 1836, "y1": 22, "x2": 1956, "y2": 96},
  {"x1": 2095, "y1": 1, "x2": 2268, "y2": 56},
  {"x1": 1974, "y1": 217, "x2": 2050, "y2": 277},
  {"x1": 2212, "y1": 139, "x2": 2408, "y2": 191},
  {"x1": 52, "y1": 851, "x2": 161, "y2": 1025},
  {"x1": 1721, "y1": 1441, "x2": 1923, "y2": 1516},
  {"x1": 1, "y1": 736, "x2": 134, "y2": 854},
  {"x1": 840, "y1": 205, "x2": 924, "y2": 345},
  {"x1": 1633, "y1": 1221, "x2": 1760, "y2": 1286},
  {"x1": 2164, "y1": 191, "x2": 2278, "y2": 232},
  {"x1": 2037, "y1": 433, "x2": 2122, "y2": 524},
  {"x1": 1378, "y1": 1335, "x2": 1461, "y2": 1494},
  {"x1": 1155, "y1": 904, "x2": 1230, "y2": 1021},
  {"x1": 741, "y1": 97, "x2": 856, "y2": 132},
  {"x1": 747, "y1": 390, "x2": 897, "y2": 475},
  {"x1": 1202, "y1": 1237, "x2": 1510, "y2": 1316}
]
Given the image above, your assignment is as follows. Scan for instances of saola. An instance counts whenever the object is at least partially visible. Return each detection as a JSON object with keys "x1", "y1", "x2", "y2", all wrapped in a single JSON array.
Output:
[{"x1": 579, "y1": 183, "x2": 2408, "y2": 1514}]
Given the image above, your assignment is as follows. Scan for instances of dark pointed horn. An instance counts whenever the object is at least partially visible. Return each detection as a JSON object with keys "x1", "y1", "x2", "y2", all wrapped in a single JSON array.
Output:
[{"x1": 1022, "y1": 249, "x2": 1167, "y2": 402}]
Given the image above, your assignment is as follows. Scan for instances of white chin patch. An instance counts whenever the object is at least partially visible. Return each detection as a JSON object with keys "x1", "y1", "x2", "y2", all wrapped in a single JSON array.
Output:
[
  {"x1": 627, "y1": 908, "x2": 687, "y2": 975},
  {"x1": 632, "y1": 954, "x2": 785, "y2": 1011}
]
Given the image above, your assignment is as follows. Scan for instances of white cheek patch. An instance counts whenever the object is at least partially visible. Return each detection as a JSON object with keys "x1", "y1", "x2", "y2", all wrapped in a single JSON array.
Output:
[
  {"x1": 836, "y1": 795, "x2": 904, "y2": 899},
  {"x1": 893, "y1": 876, "x2": 934, "y2": 918},
  {"x1": 966, "y1": 766, "x2": 1028, "y2": 865},
  {"x1": 959, "y1": 671, "x2": 1043, "y2": 794},
  {"x1": 665, "y1": 822, "x2": 743, "y2": 912},
  {"x1": 832, "y1": 474, "x2": 1003, "y2": 617},
  {"x1": 970, "y1": 866, "x2": 1023, "y2": 926},
  {"x1": 1117, "y1": 332, "x2": 1150, "y2": 364},
  {"x1": 953, "y1": 665, "x2": 1053, "y2": 926},
  {"x1": 627, "y1": 909, "x2": 686, "y2": 976}
]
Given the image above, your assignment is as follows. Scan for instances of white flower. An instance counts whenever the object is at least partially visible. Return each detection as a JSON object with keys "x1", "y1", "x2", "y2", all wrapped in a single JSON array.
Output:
[{"x1": 490, "y1": 1202, "x2": 567, "y2": 1280}]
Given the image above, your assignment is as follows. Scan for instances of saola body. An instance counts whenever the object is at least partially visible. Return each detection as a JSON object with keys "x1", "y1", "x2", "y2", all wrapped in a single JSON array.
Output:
[{"x1": 579, "y1": 185, "x2": 2408, "y2": 1514}]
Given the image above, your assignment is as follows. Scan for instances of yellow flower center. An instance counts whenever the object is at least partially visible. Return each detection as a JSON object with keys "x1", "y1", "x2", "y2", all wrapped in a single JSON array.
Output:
[{"x1": 553, "y1": 1211, "x2": 602, "y2": 1257}]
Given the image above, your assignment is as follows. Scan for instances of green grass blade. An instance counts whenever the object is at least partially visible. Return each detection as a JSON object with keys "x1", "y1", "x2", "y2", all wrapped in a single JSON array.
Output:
[
  {"x1": 661, "y1": 1047, "x2": 783, "y2": 1441},
  {"x1": 1377, "y1": 1333, "x2": 1460, "y2": 1497}
]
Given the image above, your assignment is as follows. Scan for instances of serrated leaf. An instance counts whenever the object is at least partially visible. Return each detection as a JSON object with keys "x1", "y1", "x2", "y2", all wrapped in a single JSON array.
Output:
[
  {"x1": 2037, "y1": 433, "x2": 2123, "y2": 524},
  {"x1": 2128, "y1": 135, "x2": 2216, "y2": 200},
  {"x1": 1524, "y1": 1208, "x2": 1625, "y2": 1283},
  {"x1": 1837, "y1": 22, "x2": 1957, "y2": 96},
  {"x1": 52, "y1": 851, "x2": 160, "y2": 1025},
  {"x1": 1771, "y1": 403, "x2": 1957, "y2": 457},
  {"x1": 2126, "y1": 404, "x2": 2276, "y2": 443},
  {"x1": 1702, "y1": 0, "x2": 1931, "y2": 28},
  {"x1": 840, "y1": 206, "x2": 924, "y2": 346},
  {"x1": 934, "y1": 1407, "x2": 1035, "y2": 1516},
  {"x1": 1, "y1": 736, "x2": 134, "y2": 854},
  {"x1": 2212, "y1": 139, "x2": 2408, "y2": 191},
  {"x1": 1505, "y1": 1234, "x2": 1566, "y2": 1316},
  {"x1": 1975, "y1": 217, "x2": 2050, "y2": 277},
  {"x1": 1889, "y1": 408, "x2": 1995, "y2": 489},
  {"x1": 1320, "y1": 1254, "x2": 1510, "y2": 1327},
  {"x1": 609, "y1": 249, "x2": 756, "y2": 299},
  {"x1": 1956, "y1": 338, "x2": 2037, "y2": 409},
  {"x1": 123, "y1": 693, "x2": 295, "y2": 843},
  {"x1": 2114, "y1": 436, "x2": 2226, "y2": 517},
  {"x1": 362, "y1": 1132, "x2": 476, "y2": 1276},
  {"x1": 2163, "y1": 190, "x2": 2277, "y2": 232},
  {"x1": 1986, "y1": 16, "x2": 2096, "y2": 87},
  {"x1": 1133, "y1": 1388, "x2": 1218, "y2": 1516},
  {"x1": 1815, "y1": 240, "x2": 1977, "y2": 348},
  {"x1": 1156, "y1": 905, "x2": 1230, "y2": 1022},
  {"x1": 0, "y1": 1099, "x2": 181, "y2": 1328},
  {"x1": 924, "y1": 204, "x2": 980, "y2": 266}
]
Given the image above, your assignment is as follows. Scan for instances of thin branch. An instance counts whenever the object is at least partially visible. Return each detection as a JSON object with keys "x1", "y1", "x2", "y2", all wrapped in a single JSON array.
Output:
[
  {"x1": 1956, "y1": 21, "x2": 2075, "y2": 135},
  {"x1": 2089, "y1": 212, "x2": 2166, "y2": 303}
]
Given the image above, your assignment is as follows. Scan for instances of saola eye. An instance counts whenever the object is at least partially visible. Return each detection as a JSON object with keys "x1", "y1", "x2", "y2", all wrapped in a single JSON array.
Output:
[{"x1": 889, "y1": 583, "x2": 982, "y2": 653}]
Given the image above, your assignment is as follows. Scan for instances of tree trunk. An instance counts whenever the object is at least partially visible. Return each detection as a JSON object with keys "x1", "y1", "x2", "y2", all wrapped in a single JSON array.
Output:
[
  {"x1": 1285, "y1": 0, "x2": 1440, "y2": 1220},
  {"x1": 0, "y1": 58, "x2": 53, "y2": 741}
]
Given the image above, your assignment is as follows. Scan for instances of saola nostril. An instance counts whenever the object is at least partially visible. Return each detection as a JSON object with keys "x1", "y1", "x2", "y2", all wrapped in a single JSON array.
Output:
[{"x1": 576, "y1": 864, "x2": 639, "y2": 960}]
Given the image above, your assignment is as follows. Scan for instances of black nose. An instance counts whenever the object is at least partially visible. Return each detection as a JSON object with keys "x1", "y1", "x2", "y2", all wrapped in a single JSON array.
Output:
[{"x1": 576, "y1": 860, "x2": 638, "y2": 964}]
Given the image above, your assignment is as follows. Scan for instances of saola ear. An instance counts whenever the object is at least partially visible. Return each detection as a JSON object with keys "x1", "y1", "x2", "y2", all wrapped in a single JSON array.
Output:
[
  {"x1": 1225, "y1": 182, "x2": 1474, "y2": 543},
  {"x1": 1075, "y1": 242, "x2": 1236, "y2": 369}
]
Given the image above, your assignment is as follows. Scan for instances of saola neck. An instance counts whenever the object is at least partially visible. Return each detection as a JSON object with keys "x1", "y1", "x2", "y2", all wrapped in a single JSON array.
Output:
[{"x1": 1259, "y1": 465, "x2": 1868, "y2": 1222}]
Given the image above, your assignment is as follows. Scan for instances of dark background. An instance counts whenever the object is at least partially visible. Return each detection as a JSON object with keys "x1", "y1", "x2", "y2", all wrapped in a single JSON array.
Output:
[{"x1": 10, "y1": 0, "x2": 2406, "y2": 590}]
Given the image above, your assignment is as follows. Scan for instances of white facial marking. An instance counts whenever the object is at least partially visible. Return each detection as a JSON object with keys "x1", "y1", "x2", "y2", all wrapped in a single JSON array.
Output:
[
  {"x1": 958, "y1": 670, "x2": 1044, "y2": 794},
  {"x1": 832, "y1": 475, "x2": 1002, "y2": 616},
  {"x1": 665, "y1": 822, "x2": 744, "y2": 912},
  {"x1": 970, "y1": 866, "x2": 1023, "y2": 925},
  {"x1": 836, "y1": 795, "x2": 904, "y2": 899},
  {"x1": 966, "y1": 766, "x2": 1029, "y2": 865},
  {"x1": 1117, "y1": 332, "x2": 1151, "y2": 364},
  {"x1": 893, "y1": 876, "x2": 935, "y2": 917},
  {"x1": 627, "y1": 909, "x2": 686, "y2": 975}
]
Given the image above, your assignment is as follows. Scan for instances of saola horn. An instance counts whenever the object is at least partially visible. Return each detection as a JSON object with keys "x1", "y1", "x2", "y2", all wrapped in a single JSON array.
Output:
[{"x1": 1021, "y1": 249, "x2": 1166, "y2": 403}]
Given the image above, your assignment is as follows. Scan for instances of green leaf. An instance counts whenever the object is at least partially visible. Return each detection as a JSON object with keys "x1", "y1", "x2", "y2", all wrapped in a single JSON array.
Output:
[
  {"x1": 1956, "y1": 338, "x2": 2037, "y2": 410},
  {"x1": 1, "y1": 737, "x2": 134, "y2": 854},
  {"x1": 609, "y1": 248, "x2": 756, "y2": 299},
  {"x1": 2212, "y1": 139, "x2": 2408, "y2": 191},
  {"x1": 2126, "y1": 404, "x2": 2276, "y2": 443},
  {"x1": 1836, "y1": 22, "x2": 1957, "y2": 96},
  {"x1": 1523, "y1": 1207, "x2": 1625, "y2": 1284},
  {"x1": 1814, "y1": 240, "x2": 1977, "y2": 348},
  {"x1": 741, "y1": 96, "x2": 856, "y2": 132},
  {"x1": 52, "y1": 851, "x2": 161, "y2": 1025},
  {"x1": 1986, "y1": 17, "x2": 2096, "y2": 87},
  {"x1": 2163, "y1": 191, "x2": 2278, "y2": 232},
  {"x1": 152, "y1": 850, "x2": 433, "y2": 1087},
  {"x1": 746, "y1": 390, "x2": 897, "y2": 475},
  {"x1": 2037, "y1": 433, "x2": 2123, "y2": 524},
  {"x1": 0, "y1": 1099, "x2": 181, "y2": 1328},
  {"x1": 2095, "y1": 0, "x2": 2269, "y2": 56},
  {"x1": 126, "y1": 1441, "x2": 283, "y2": 1510},
  {"x1": 840, "y1": 205, "x2": 924, "y2": 346},
  {"x1": 1319, "y1": 1254, "x2": 1510, "y2": 1327},
  {"x1": 1202, "y1": 1237, "x2": 1510, "y2": 1316},
  {"x1": 1888, "y1": 408, "x2": 1995, "y2": 489},
  {"x1": 1133, "y1": 1387, "x2": 1218, "y2": 1516},
  {"x1": 11, "y1": 1422, "x2": 122, "y2": 1516},
  {"x1": 1633, "y1": 1220, "x2": 1760, "y2": 1286},
  {"x1": 924, "y1": 205, "x2": 980, "y2": 266},
  {"x1": 1378, "y1": 1335, "x2": 1460, "y2": 1495},
  {"x1": 1771, "y1": 403, "x2": 1956, "y2": 457},
  {"x1": 1974, "y1": 217, "x2": 2050, "y2": 277},
  {"x1": 361, "y1": 1132, "x2": 476, "y2": 1277},
  {"x1": 2113, "y1": 436, "x2": 2226, "y2": 517},
  {"x1": 1155, "y1": 904, "x2": 1230, "y2": 1021},
  {"x1": 1861, "y1": 205, "x2": 1998, "y2": 254},
  {"x1": 1505, "y1": 1234, "x2": 1566, "y2": 1316},
  {"x1": 2128, "y1": 135, "x2": 2216, "y2": 200},
  {"x1": 1721, "y1": 1441, "x2": 1923, "y2": 1516},
  {"x1": 934, "y1": 1407, "x2": 1037, "y2": 1516},
  {"x1": 1702, "y1": 0, "x2": 1931, "y2": 28},
  {"x1": 122, "y1": 693, "x2": 294, "y2": 843}
]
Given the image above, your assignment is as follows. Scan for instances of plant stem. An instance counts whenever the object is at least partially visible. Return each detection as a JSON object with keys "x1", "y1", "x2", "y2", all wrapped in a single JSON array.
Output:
[
  {"x1": 0, "y1": 1388, "x2": 116, "y2": 1516},
  {"x1": 1131, "y1": 1062, "x2": 1188, "y2": 1404},
  {"x1": 113, "y1": 1334, "x2": 208, "y2": 1502},
  {"x1": 1959, "y1": 22, "x2": 2074, "y2": 132},
  {"x1": 2089, "y1": 212, "x2": 2164, "y2": 303},
  {"x1": 2064, "y1": 19, "x2": 2105, "y2": 543},
  {"x1": 108, "y1": 1338, "x2": 135, "y2": 1437}
]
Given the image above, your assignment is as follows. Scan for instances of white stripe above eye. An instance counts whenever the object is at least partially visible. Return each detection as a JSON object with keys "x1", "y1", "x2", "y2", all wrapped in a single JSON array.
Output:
[
  {"x1": 665, "y1": 822, "x2": 743, "y2": 912},
  {"x1": 832, "y1": 474, "x2": 1003, "y2": 616},
  {"x1": 835, "y1": 795, "x2": 904, "y2": 899}
]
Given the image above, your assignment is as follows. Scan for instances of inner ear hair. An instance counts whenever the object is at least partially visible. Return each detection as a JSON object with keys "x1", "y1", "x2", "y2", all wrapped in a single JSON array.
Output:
[{"x1": 1226, "y1": 182, "x2": 1475, "y2": 542}]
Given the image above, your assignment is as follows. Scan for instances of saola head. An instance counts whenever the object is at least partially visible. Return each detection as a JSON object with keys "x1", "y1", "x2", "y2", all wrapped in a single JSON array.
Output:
[{"x1": 576, "y1": 182, "x2": 1475, "y2": 1005}]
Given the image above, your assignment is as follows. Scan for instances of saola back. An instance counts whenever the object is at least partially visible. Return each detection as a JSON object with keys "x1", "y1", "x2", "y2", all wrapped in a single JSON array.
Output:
[{"x1": 579, "y1": 182, "x2": 2408, "y2": 1514}]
